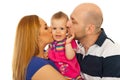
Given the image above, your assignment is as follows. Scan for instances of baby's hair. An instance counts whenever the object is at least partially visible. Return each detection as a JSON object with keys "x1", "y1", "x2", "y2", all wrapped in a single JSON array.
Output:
[
  {"x1": 51, "y1": 11, "x2": 69, "y2": 33},
  {"x1": 51, "y1": 11, "x2": 69, "y2": 21}
]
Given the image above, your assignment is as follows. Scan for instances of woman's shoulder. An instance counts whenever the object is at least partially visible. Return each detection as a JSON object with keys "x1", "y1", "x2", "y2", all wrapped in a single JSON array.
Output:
[
  {"x1": 26, "y1": 56, "x2": 51, "y2": 79},
  {"x1": 29, "y1": 56, "x2": 49, "y2": 65}
]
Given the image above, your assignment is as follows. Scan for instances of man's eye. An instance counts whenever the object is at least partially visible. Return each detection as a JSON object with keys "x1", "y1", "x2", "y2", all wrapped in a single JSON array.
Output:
[
  {"x1": 72, "y1": 21, "x2": 75, "y2": 24},
  {"x1": 72, "y1": 21, "x2": 77, "y2": 24}
]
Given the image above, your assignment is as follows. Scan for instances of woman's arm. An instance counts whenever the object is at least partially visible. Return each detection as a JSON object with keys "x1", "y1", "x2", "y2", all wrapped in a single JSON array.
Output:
[{"x1": 32, "y1": 64, "x2": 67, "y2": 80}]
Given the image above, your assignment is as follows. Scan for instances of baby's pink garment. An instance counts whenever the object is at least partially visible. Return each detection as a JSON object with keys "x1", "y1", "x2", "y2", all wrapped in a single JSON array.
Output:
[{"x1": 48, "y1": 39, "x2": 81, "y2": 78}]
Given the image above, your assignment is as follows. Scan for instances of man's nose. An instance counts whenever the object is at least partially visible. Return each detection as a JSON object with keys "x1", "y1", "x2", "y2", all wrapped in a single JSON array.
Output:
[{"x1": 66, "y1": 20, "x2": 71, "y2": 28}]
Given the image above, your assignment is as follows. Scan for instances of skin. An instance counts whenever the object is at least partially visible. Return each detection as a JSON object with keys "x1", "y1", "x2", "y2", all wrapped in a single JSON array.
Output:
[
  {"x1": 67, "y1": 3, "x2": 103, "y2": 53},
  {"x1": 12, "y1": 15, "x2": 67, "y2": 80},
  {"x1": 51, "y1": 18, "x2": 67, "y2": 41},
  {"x1": 32, "y1": 18, "x2": 67, "y2": 80},
  {"x1": 37, "y1": 18, "x2": 53, "y2": 58},
  {"x1": 51, "y1": 18, "x2": 75, "y2": 60}
]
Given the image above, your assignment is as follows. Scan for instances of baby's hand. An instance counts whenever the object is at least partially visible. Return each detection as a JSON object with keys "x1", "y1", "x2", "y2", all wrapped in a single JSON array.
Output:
[
  {"x1": 44, "y1": 52, "x2": 48, "y2": 59},
  {"x1": 66, "y1": 28, "x2": 75, "y2": 44}
]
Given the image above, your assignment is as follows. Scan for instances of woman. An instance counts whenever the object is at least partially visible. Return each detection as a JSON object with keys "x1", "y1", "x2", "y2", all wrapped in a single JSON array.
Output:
[{"x1": 12, "y1": 15, "x2": 67, "y2": 80}]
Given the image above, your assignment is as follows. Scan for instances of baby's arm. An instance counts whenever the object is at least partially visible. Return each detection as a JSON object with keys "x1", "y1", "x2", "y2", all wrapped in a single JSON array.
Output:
[
  {"x1": 44, "y1": 44, "x2": 51, "y2": 59},
  {"x1": 65, "y1": 30, "x2": 76, "y2": 60}
]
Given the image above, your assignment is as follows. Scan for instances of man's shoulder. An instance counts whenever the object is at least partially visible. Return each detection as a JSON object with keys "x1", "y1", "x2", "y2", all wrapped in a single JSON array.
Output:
[{"x1": 101, "y1": 39, "x2": 120, "y2": 57}]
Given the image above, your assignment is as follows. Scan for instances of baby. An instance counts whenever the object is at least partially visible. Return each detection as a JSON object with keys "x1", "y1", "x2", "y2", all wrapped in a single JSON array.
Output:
[{"x1": 48, "y1": 11, "x2": 83, "y2": 80}]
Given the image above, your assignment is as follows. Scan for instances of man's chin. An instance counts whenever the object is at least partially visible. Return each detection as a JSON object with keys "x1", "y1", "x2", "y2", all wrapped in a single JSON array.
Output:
[{"x1": 74, "y1": 37, "x2": 78, "y2": 40}]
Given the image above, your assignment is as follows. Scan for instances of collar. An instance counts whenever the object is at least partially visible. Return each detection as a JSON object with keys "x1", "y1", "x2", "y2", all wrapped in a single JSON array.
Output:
[
  {"x1": 53, "y1": 38, "x2": 66, "y2": 44},
  {"x1": 95, "y1": 28, "x2": 108, "y2": 46},
  {"x1": 77, "y1": 28, "x2": 109, "y2": 47}
]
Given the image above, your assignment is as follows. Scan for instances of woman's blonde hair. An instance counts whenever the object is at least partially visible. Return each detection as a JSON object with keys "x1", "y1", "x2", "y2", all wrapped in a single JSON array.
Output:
[{"x1": 12, "y1": 15, "x2": 40, "y2": 80}]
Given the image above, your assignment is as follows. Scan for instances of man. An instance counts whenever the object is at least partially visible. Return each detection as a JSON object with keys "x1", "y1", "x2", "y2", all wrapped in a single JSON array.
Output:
[{"x1": 67, "y1": 3, "x2": 120, "y2": 80}]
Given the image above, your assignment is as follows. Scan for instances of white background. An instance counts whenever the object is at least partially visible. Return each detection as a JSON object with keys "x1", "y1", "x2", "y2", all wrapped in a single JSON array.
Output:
[{"x1": 0, "y1": 0, "x2": 120, "y2": 79}]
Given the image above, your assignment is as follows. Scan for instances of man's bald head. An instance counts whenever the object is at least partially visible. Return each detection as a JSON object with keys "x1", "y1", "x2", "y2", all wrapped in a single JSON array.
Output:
[{"x1": 72, "y1": 3, "x2": 103, "y2": 31}]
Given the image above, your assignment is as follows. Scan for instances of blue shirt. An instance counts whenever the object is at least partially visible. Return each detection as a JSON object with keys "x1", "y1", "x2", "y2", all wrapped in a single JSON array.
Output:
[{"x1": 26, "y1": 56, "x2": 57, "y2": 80}]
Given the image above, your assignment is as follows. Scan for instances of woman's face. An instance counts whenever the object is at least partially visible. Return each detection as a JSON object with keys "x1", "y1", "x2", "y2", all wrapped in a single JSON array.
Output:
[{"x1": 39, "y1": 18, "x2": 53, "y2": 44}]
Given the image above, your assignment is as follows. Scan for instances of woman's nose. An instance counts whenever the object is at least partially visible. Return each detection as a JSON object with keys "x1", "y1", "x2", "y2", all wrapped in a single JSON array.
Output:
[{"x1": 49, "y1": 27, "x2": 52, "y2": 32}]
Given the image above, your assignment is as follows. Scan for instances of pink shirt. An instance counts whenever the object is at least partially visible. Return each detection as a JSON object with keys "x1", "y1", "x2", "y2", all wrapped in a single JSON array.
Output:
[{"x1": 48, "y1": 39, "x2": 80, "y2": 78}]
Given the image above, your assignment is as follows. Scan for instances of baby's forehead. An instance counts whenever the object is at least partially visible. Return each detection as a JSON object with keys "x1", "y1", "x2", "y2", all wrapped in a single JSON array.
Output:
[{"x1": 51, "y1": 25, "x2": 67, "y2": 28}]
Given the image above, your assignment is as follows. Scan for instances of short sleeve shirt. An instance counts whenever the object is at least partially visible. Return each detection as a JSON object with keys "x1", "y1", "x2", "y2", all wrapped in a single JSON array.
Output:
[{"x1": 26, "y1": 56, "x2": 57, "y2": 80}]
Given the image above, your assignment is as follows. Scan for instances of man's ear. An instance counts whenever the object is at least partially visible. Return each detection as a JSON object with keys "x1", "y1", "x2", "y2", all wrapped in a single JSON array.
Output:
[{"x1": 86, "y1": 24, "x2": 95, "y2": 35}]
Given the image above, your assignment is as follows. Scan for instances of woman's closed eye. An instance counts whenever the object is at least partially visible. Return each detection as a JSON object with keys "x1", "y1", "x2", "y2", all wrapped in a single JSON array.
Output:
[
  {"x1": 45, "y1": 25, "x2": 49, "y2": 30},
  {"x1": 44, "y1": 24, "x2": 49, "y2": 30},
  {"x1": 45, "y1": 27, "x2": 48, "y2": 30}
]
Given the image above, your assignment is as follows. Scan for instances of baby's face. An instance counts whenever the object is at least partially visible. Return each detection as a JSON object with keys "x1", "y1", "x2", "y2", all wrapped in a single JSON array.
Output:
[{"x1": 51, "y1": 18, "x2": 67, "y2": 41}]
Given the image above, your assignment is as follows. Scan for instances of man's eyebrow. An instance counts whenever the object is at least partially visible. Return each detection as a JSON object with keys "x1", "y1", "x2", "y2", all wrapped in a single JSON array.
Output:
[
  {"x1": 70, "y1": 16, "x2": 78, "y2": 24},
  {"x1": 70, "y1": 16, "x2": 75, "y2": 21}
]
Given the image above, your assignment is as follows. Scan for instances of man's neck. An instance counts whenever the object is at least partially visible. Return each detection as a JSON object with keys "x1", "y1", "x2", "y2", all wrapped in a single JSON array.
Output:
[{"x1": 79, "y1": 32, "x2": 100, "y2": 53}]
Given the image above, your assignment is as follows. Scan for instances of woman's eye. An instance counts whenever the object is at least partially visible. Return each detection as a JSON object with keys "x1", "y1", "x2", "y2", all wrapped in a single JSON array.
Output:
[{"x1": 45, "y1": 27, "x2": 48, "y2": 30}]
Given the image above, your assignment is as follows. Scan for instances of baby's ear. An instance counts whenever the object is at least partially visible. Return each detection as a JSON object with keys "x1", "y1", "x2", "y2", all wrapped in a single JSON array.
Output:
[
  {"x1": 67, "y1": 29, "x2": 69, "y2": 33},
  {"x1": 66, "y1": 27, "x2": 69, "y2": 33}
]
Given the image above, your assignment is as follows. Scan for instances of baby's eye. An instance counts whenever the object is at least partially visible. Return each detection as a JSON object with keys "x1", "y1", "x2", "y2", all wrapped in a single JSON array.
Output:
[
  {"x1": 60, "y1": 27, "x2": 64, "y2": 30},
  {"x1": 53, "y1": 27, "x2": 56, "y2": 30}
]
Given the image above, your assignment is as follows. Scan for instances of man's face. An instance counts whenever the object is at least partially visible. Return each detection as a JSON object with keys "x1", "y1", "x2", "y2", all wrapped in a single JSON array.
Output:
[{"x1": 67, "y1": 10, "x2": 87, "y2": 40}]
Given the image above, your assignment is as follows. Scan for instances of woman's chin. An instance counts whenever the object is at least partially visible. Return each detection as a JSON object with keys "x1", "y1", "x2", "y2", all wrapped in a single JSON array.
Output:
[
  {"x1": 47, "y1": 38, "x2": 54, "y2": 44},
  {"x1": 50, "y1": 38, "x2": 54, "y2": 43}
]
